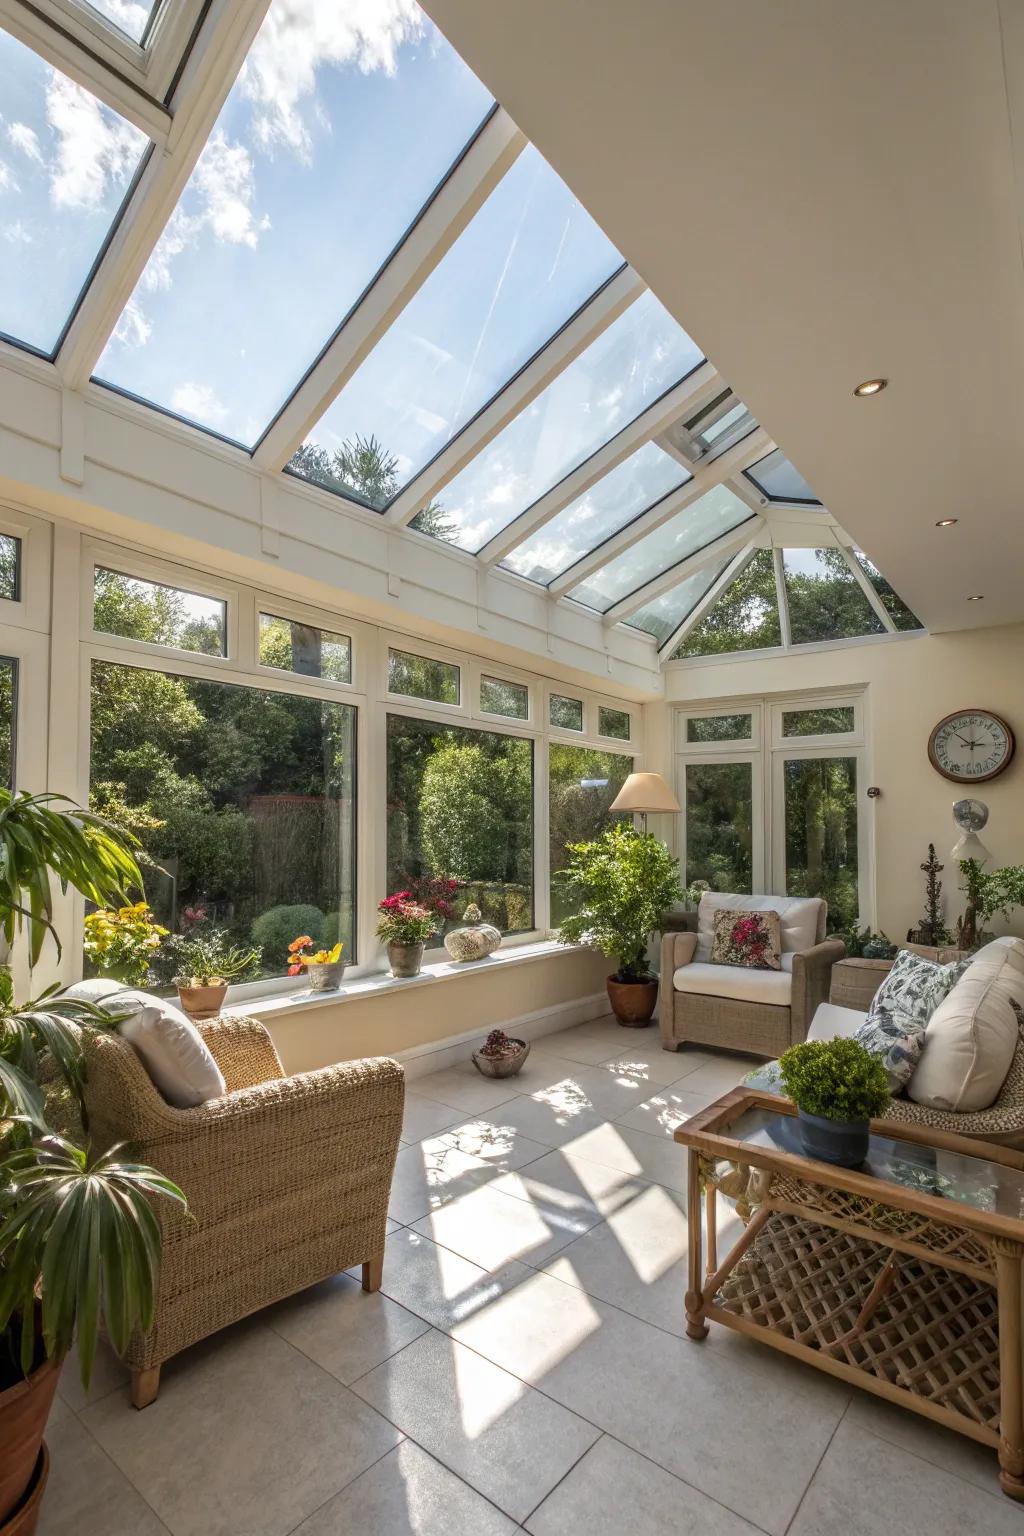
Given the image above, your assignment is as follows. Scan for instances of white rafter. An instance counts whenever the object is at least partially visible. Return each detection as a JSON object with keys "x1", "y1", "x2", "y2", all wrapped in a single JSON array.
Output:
[
  {"x1": 657, "y1": 541, "x2": 759, "y2": 660},
  {"x1": 475, "y1": 362, "x2": 723, "y2": 566},
  {"x1": 839, "y1": 541, "x2": 898, "y2": 633},
  {"x1": 384, "y1": 264, "x2": 646, "y2": 525},
  {"x1": 598, "y1": 515, "x2": 765, "y2": 627},
  {"x1": 254, "y1": 109, "x2": 526, "y2": 473},
  {"x1": 773, "y1": 545, "x2": 793, "y2": 646},
  {"x1": 55, "y1": 0, "x2": 272, "y2": 391}
]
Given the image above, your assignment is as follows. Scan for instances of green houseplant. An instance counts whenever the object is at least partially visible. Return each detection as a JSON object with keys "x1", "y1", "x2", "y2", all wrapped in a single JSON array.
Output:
[
  {"x1": 779, "y1": 1037, "x2": 890, "y2": 1168},
  {"x1": 171, "y1": 932, "x2": 262, "y2": 1018},
  {"x1": 0, "y1": 789, "x2": 185, "y2": 1533},
  {"x1": 957, "y1": 858, "x2": 1024, "y2": 951},
  {"x1": 376, "y1": 894, "x2": 439, "y2": 979},
  {"x1": 556, "y1": 824, "x2": 683, "y2": 1025}
]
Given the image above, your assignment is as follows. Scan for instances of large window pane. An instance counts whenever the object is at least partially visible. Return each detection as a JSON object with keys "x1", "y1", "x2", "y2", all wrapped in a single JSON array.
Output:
[
  {"x1": 499, "y1": 442, "x2": 689, "y2": 585},
  {"x1": 416, "y1": 291, "x2": 704, "y2": 551},
  {"x1": 94, "y1": 567, "x2": 226, "y2": 655},
  {"x1": 290, "y1": 145, "x2": 621, "y2": 508},
  {"x1": 89, "y1": 661, "x2": 357, "y2": 981},
  {"x1": 622, "y1": 561, "x2": 725, "y2": 643},
  {"x1": 549, "y1": 745, "x2": 632, "y2": 926},
  {"x1": 783, "y1": 756, "x2": 859, "y2": 930},
  {"x1": 388, "y1": 648, "x2": 460, "y2": 705},
  {"x1": 783, "y1": 549, "x2": 883, "y2": 644},
  {"x1": 0, "y1": 30, "x2": 148, "y2": 355},
  {"x1": 0, "y1": 658, "x2": 17, "y2": 789},
  {"x1": 685, "y1": 761, "x2": 752, "y2": 892},
  {"x1": 672, "y1": 549, "x2": 781, "y2": 658},
  {"x1": 387, "y1": 714, "x2": 533, "y2": 935},
  {"x1": 854, "y1": 551, "x2": 922, "y2": 632},
  {"x1": 259, "y1": 613, "x2": 351, "y2": 683},
  {"x1": 96, "y1": 4, "x2": 491, "y2": 445},
  {"x1": 745, "y1": 449, "x2": 819, "y2": 504},
  {"x1": 569, "y1": 487, "x2": 752, "y2": 611}
]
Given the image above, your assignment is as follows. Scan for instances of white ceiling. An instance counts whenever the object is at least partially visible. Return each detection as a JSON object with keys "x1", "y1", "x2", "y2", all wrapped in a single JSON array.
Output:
[{"x1": 421, "y1": 0, "x2": 1024, "y2": 634}]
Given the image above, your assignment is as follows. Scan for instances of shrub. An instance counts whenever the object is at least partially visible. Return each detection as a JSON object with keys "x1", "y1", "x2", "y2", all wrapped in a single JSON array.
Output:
[
  {"x1": 555, "y1": 825, "x2": 682, "y2": 981},
  {"x1": 779, "y1": 1038, "x2": 890, "y2": 1123},
  {"x1": 251, "y1": 903, "x2": 324, "y2": 970}
]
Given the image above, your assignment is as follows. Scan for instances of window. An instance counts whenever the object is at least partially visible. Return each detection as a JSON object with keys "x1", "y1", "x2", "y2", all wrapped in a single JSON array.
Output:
[
  {"x1": 290, "y1": 145, "x2": 620, "y2": 508},
  {"x1": 598, "y1": 705, "x2": 630, "y2": 741},
  {"x1": 0, "y1": 30, "x2": 148, "y2": 356},
  {"x1": 684, "y1": 762, "x2": 753, "y2": 892},
  {"x1": 853, "y1": 551, "x2": 922, "y2": 632},
  {"x1": 85, "y1": 0, "x2": 161, "y2": 41},
  {"x1": 0, "y1": 536, "x2": 21, "y2": 602},
  {"x1": 0, "y1": 658, "x2": 17, "y2": 789},
  {"x1": 745, "y1": 450, "x2": 820, "y2": 504},
  {"x1": 480, "y1": 676, "x2": 528, "y2": 720},
  {"x1": 387, "y1": 647, "x2": 460, "y2": 705},
  {"x1": 783, "y1": 549, "x2": 883, "y2": 644},
  {"x1": 259, "y1": 613, "x2": 351, "y2": 684},
  {"x1": 673, "y1": 549, "x2": 781, "y2": 657},
  {"x1": 622, "y1": 562, "x2": 726, "y2": 643},
  {"x1": 93, "y1": 567, "x2": 226, "y2": 655},
  {"x1": 550, "y1": 693, "x2": 583, "y2": 731},
  {"x1": 549, "y1": 744, "x2": 632, "y2": 926},
  {"x1": 665, "y1": 390, "x2": 756, "y2": 463},
  {"x1": 89, "y1": 661, "x2": 357, "y2": 981},
  {"x1": 96, "y1": 4, "x2": 492, "y2": 445},
  {"x1": 687, "y1": 713, "x2": 753, "y2": 743},
  {"x1": 415, "y1": 291, "x2": 704, "y2": 551},
  {"x1": 782, "y1": 757, "x2": 859, "y2": 930},
  {"x1": 782, "y1": 706, "x2": 855, "y2": 737},
  {"x1": 386, "y1": 714, "x2": 533, "y2": 935}
]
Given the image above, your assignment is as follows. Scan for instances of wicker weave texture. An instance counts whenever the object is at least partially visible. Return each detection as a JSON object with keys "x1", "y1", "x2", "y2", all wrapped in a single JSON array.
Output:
[{"x1": 83, "y1": 1017, "x2": 404, "y2": 1371}]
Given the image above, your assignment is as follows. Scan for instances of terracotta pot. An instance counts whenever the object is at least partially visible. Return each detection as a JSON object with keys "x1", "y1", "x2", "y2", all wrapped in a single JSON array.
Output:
[
  {"x1": 472, "y1": 1039, "x2": 530, "y2": 1078},
  {"x1": 0, "y1": 1343, "x2": 60, "y2": 1527},
  {"x1": 606, "y1": 975, "x2": 659, "y2": 1026},
  {"x1": 306, "y1": 961, "x2": 346, "y2": 992},
  {"x1": 388, "y1": 941, "x2": 424, "y2": 979},
  {"x1": 177, "y1": 983, "x2": 227, "y2": 1020},
  {"x1": 1, "y1": 1447, "x2": 49, "y2": 1536}
]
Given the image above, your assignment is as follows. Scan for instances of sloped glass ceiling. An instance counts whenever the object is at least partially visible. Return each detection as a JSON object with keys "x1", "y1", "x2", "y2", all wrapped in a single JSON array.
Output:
[
  {"x1": 745, "y1": 449, "x2": 819, "y2": 504},
  {"x1": 86, "y1": 0, "x2": 161, "y2": 44}
]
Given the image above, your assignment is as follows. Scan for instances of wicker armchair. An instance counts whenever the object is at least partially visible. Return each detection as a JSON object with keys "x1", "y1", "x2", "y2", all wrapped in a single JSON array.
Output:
[{"x1": 82, "y1": 1016, "x2": 404, "y2": 1408}]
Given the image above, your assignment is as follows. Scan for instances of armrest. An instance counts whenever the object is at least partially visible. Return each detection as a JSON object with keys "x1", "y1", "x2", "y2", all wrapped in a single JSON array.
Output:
[
  {"x1": 661, "y1": 929, "x2": 698, "y2": 988},
  {"x1": 196, "y1": 1015, "x2": 283, "y2": 1091},
  {"x1": 829, "y1": 957, "x2": 893, "y2": 1012},
  {"x1": 790, "y1": 938, "x2": 846, "y2": 1038}
]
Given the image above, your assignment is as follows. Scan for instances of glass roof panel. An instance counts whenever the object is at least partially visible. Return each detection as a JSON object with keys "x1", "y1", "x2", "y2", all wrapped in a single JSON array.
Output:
[
  {"x1": 624, "y1": 561, "x2": 726, "y2": 642},
  {"x1": 289, "y1": 145, "x2": 622, "y2": 508},
  {"x1": 95, "y1": 2, "x2": 492, "y2": 445},
  {"x1": 783, "y1": 547, "x2": 883, "y2": 643},
  {"x1": 853, "y1": 550, "x2": 922, "y2": 632},
  {"x1": 673, "y1": 548, "x2": 782, "y2": 657},
  {"x1": 84, "y1": 0, "x2": 160, "y2": 43},
  {"x1": 0, "y1": 29, "x2": 148, "y2": 355},
  {"x1": 499, "y1": 441, "x2": 688, "y2": 586},
  {"x1": 568, "y1": 486, "x2": 752, "y2": 612},
  {"x1": 413, "y1": 289, "x2": 704, "y2": 551},
  {"x1": 746, "y1": 448, "x2": 819, "y2": 503}
]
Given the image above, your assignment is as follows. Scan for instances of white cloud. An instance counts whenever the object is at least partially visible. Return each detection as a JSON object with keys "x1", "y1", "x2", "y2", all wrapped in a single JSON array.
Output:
[
  {"x1": 45, "y1": 71, "x2": 145, "y2": 212},
  {"x1": 171, "y1": 381, "x2": 228, "y2": 426},
  {"x1": 0, "y1": 159, "x2": 18, "y2": 194},
  {"x1": 7, "y1": 122, "x2": 43, "y2": 165},
  {"x1": 113, "y1": 295, "x2": 150, "y2": 347},
  {"x1": 3, "y1": 219, "x2": 32, "y2": 245},
  {"x1": 94, "y1": 0, "x2": 149, "y2": 36},
  {"x1": 192, "y1": 130, "x2": 264, "y2": 246},
  {"x1": 241, "y1": 0, "x2": 424, "y2": 159}
]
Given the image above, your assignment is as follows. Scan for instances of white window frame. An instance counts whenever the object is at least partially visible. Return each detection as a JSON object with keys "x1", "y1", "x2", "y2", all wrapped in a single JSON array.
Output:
[
  {"x1": 381, "y1": 632, "x2": 467, "y2": 717},
  {"x1": 252, "y1": 591, "x2": 364, "y2": 695},
  {"x1": 0, "y1": 503, "x2": 52, "y2": 635},
  {"x1": 675, "y1": 700, "x2": 760, "y2": 754},
  {"x1": 471, "y1": 660, "x2": 535, "y2": 727},
  {"x1": 675, "y1": 751, "x2": 766, "y2": 895}
]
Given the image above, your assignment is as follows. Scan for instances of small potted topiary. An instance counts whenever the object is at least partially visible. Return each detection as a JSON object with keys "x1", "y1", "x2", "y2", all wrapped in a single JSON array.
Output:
[
  {"x1": 778, "y1": 1037, "x2": 890, "y2": 1168},
  {"x1": 472, "y1": 1028, "x2": 530, "y2": 1079}
]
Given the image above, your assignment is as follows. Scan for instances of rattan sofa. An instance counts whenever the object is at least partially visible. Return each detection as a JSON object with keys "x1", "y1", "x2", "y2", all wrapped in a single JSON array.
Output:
[
  {"x1": 82, "y1": 1015, "x2": 404, "y2": 1408},
  {"x1": 660, "y1": 894, "x2": 844, "y2": 1059}
]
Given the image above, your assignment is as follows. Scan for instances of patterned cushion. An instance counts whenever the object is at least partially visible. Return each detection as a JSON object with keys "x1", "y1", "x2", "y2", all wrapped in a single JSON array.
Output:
[
  {"x1": 854, "y1": 1006, "x2": 926, "y2": 1091},
  {"x1": 710, "y1": 908, "x2": 782, "y2": 971},
  {"x1": 869, "y1": 949, "x2": 969, "y2": 1030}
]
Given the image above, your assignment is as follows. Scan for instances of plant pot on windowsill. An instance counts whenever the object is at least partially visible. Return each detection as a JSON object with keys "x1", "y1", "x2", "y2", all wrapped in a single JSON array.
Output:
[
  {"x1": 176, "y1": 982, "x2": 227, "y2": 1020},
  {"x1": 388, "y1": 941, "x2": 424, "y2": 979},
  {"x1": 606, "y1": 973, "x2": 659, "y2": 1026},
  {"x1": 306, "y1": 960, "x2": 346, "y2": 992}
]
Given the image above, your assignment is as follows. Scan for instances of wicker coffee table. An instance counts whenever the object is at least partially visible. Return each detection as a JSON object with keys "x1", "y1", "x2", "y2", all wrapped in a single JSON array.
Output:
[{"x1": 675, "y1": 1088, "x2": 1024, "y2": 1499}]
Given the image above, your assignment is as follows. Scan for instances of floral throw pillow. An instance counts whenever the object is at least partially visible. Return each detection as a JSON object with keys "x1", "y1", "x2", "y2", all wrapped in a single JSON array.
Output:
[
  {"x1": 870, "y1": 949, "x2": 970, "y2": 1031},
  {"x1": 855, "y1": 1006, "x2": 926, "y2": 1092},
  {"x1": 710, "y1": 908, "x2": 782, "y2": 971}
]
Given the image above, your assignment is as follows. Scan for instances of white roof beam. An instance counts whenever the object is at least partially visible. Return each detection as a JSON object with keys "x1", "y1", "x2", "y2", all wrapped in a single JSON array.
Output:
[
  {"x1": 657, "y1": 542, "x2": 759, "y2": 660},
  {"x1": 600, "y1": 515, "x2": 765, "y2": 626},
  {"x1": 547, "y1": 426, "x2": 771, "y2": 598},
  {"x1": 839, "y1": 541, "x2": 898, "y2": 633},
  {"x1": 254, "y1": 109, "x2": 526, "y2": 473},
  {"x1": 385, "y1": 264, "x2": 646, "y2": 525},
  {"x1": 55, "y1": 0, "x2": 272, "y2": 390},
  {"x1": 476, "y1": 362, "x2": 723, "y2": 567},
  {"x1": 773, "y1": 546, "x2": 793, "y2": 647}
]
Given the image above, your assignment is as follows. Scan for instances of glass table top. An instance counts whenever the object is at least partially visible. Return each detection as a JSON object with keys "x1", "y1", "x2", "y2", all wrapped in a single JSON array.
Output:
[{"x1": 724, "y1": 1106, "x2": 1024, "y2": 1221}]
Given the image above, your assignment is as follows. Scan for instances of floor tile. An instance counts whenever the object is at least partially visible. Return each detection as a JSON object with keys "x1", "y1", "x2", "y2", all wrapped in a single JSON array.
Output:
[
  {"x1": 535, "y1": 1028, "x2": 630, "y2": 1065},
  {"x1": 352, "y1": 1227, "x2": 531, "y2": 1334},
  {"x1": 668, "y1": 1052, "x2": 762, "y2": 1101},
  {"x1": 413, "y1": 1067, "x2": 522, "y2": 1114},
  {"x1": 525, "y1": 1433, "x2": 761, "y2": 1535},
  {"x1": 56, "y1": 1335, "x2": 130, "y2": 1411},
  {"x1": 789, "y1": 1417, "x2": 1024, "y2": 1534},
  {"x1": 81, "y1": 1323, "x2": 401, "y2": 1536},
  {"x1": 291, "y1": 1441, "x2": 517, "y2": 1535},
  {"x1": 433, "y1": 1115, "x2": 550, "y2": 1171},
  {"x1": 614, "y1": 1085, "x2": 720, "y2": 1138},
  {"x1": 465, "y1": 1093, "x2": 609, "y2": 1151},
  {"x1": 401, "y1": 1091, "x2": 466, "y2": 1142},
  {"x1": 492, "y1": 1148, "x2": 653, "y2": 1235},
  {"x1": 353, "y1": 1328, "x2": 599, "y2": 1522},
  {"x1": 563, "y1": 1119, "x2": 691, "y2": 1192},
  {"x1": 528, "y1": 1062, "x2": 658, "y2": 1119},
  {"x1": 39, "y1": 1406, "x2": 170, "y2": 1536},
  {"x1": 599, "y1": 1046, "x2": 703, "y2": 1087},
  {"x1": 846, "y1": 1388, "x2": 1009, "y2": 1501},
  {"x1": 268, "y1": 1270, "x2": 431, "y2": 1384},
  {"x1": 387, "y1": 1138, "x2": 497, "y2": 1225},
  {"x1": 413, "y1": 1179, "x2": 583, "y2": 1271}
]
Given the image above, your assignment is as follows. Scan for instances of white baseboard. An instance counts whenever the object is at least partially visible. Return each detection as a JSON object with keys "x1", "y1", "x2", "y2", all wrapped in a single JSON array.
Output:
[{"x1": 397, "y1": 991, "x2": 610, "y2": 1081}]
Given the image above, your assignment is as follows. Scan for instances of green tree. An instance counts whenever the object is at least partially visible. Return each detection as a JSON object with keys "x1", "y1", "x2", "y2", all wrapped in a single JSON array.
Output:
[
  {"x1": 290, "y1": 433, "x2": 456, "y2": 541},
  {"x1": 675, "y1": 550, "x2": 781, "y2": 658}
]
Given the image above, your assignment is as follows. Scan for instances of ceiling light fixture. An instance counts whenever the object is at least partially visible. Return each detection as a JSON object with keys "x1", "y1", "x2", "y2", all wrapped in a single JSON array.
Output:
[
  {"x1": 966, "y1": 594, "x2": 985, "y2": 602},
  {"x1": 853, "y1": 378, "x2": 888, "y2": 397},
  {"x1": 935, "y1": 518, "x2": 958, "y2": 527}
]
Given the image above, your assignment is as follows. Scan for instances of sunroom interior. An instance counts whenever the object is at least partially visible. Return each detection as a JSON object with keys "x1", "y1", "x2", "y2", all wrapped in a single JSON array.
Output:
[{"x1": 1, "y1": 2, "x2": 1023, "y2": 1535}]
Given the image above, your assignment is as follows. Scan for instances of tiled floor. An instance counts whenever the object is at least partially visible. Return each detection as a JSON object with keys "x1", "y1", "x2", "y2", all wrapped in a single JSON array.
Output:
[{"x1": 40, "y1": 1015, "x2": 1024, "y2": 1536}]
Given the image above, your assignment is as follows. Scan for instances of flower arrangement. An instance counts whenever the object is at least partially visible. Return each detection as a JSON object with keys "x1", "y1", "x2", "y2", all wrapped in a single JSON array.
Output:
[
  {"x1": 287, "y1": 936, "x2": 343, "y2": 976},
  {"x1": 405, "y1": 875, "x2": 464, "y2": 922},
  {"x1": 375, "y1": 894, "x2": 439, "y2": 946},
  {"x1": 471, "y1": 1026, "x2": 529, "y2": 1078},
  {"x1": 83, "y1": 899, "x2": 167, "y2": 985}
]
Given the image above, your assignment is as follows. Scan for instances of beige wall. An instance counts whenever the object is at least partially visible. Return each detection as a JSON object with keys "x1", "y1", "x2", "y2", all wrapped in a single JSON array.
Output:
[
  {"x1": 656, "y1": 624, "x2": 1024, "y2": 940},
  {"x1": 262, "y1": 947, "x2": 611, "y2": 1075}
]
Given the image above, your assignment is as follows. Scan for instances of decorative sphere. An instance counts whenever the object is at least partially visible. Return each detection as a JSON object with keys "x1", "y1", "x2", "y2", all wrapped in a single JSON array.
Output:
[{"x1": 953, "y1": 798, "x2": 988, "y2": 834}]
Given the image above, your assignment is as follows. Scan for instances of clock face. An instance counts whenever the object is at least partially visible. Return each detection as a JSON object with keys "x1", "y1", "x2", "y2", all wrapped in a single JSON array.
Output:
[{"x1": 928, "y1": 710, "x2": 1015, "y2": 783}]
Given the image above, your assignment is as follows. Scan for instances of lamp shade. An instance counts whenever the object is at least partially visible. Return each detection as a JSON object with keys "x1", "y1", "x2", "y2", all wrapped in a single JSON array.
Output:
[{"x1": 609, "y1": 771, "x2": 680, "y2": 816}]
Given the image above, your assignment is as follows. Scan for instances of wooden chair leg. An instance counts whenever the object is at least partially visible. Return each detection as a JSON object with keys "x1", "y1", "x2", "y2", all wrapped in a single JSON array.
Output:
[
  {"x1": 362, "y1": 1254, "x2": 383, "y2": 1293},
  {"x1": 131, "y1": 1366, "x2": 161, "y2": 1410}
]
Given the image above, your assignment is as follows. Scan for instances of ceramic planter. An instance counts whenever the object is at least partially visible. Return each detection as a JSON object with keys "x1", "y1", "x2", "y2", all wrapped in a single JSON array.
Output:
[
  {"x1": 797, "y1": 1108, "x2": 869, "y2": 1168},
  {"x1": 472, "y1": 1039, "x2": 530, "y2": 1078},
  {"x1": 0, "y1": 1343, "x2": 60, "y2": 1530},
  {"x1": 388, "y1": 941, "x2": 424, "y2": 979},
  {"x1": 176, "y1": 983, "x2": 227, "y2": 1020},
  {"x1": 606, "y1": 974, "x2": 659, "y2": 1026},
  {"x1": 306, "y1": 960, "x2": 346, "y2": 992},
  {"x1": 0, "y1": 1447, "x2": 49, "y2": 1536}
]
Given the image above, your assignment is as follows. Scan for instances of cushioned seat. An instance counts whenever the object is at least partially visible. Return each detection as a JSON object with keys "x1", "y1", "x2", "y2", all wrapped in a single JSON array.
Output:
[
  {"x1": 807, "y1": 1001, "x2": 865, "y2": 1041},
  {"x1": 673, "y1": 962, "x2": 792, "y2": 1005}
]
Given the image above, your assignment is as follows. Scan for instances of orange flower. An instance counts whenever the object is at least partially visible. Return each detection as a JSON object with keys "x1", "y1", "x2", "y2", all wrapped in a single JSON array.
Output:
[{"x1": 288, "y1": 935, "x2": 313, "y2": 953}]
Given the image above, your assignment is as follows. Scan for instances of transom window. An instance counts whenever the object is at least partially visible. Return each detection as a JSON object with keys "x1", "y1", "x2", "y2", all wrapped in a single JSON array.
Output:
[
  {"x1": 259, "y1": 614, "x2": 352, "y2": 684},
  {"x1": 387, "y1": 647, "x2": 460, "y2": 705},
  {"x1": 93, "y1": 567, "x2": 227, "y2": 656}
]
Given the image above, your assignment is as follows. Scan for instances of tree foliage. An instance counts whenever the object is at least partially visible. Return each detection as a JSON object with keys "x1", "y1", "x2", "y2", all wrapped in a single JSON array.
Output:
[
  {"x1": 556, "y1": 824, "x2": 682, "y2": 980},
  {"x1": 290, "y1": 433, "x2": 456, "y2": 541}
]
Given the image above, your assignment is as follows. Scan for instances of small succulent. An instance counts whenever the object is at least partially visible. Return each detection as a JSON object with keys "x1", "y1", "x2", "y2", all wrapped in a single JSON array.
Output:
[{"x1": 479, "y1": 1028, "x2": 522, "y2": 1059}]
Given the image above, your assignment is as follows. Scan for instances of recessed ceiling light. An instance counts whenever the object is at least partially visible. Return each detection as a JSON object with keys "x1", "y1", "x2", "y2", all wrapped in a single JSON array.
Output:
[
  {"x1": 853, "y1": 378, "x2": 888, "y2": 396},
  {"x1": 966, "y1": 594, "x2": 985, "y2": 601},
  {"x1": 935, "y1": 518, "x2": 958, "y2": 527}
]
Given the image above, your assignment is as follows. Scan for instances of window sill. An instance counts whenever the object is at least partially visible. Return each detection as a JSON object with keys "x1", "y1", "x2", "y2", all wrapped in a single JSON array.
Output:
[{"x1": 221, "y1": 938, "x2": 588, "y2": 1023}]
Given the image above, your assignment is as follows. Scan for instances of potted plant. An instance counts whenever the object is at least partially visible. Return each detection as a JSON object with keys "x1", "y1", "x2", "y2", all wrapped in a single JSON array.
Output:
[
  {"x1": 0, "y1": 789, "x2": 185, "y2": 1534},
  {"x1": 287, "y1": 936, "x2": 345, "y2": 991},
  {"x1": 375, "y1": 895, "x2": 438, "y2": 978},
  {"x1": 471, "y1": 1028, "x2": 530, "y2": 1079},
  {"x1": 555, "y1": 824, "x2": 683, "y2": 1025},
  {"x1": 82, "y1": 900, "x2": 168, "y2": 986},
  {"x1": 172, "y1": 932, "x2": 262, "y2": 1018},
  {"x1": 778, "y1": 1037, "x2": 890, "y2": 1167},
  {"x1": 957, "y1": 858, "x2": 1024, "y2": 951}
]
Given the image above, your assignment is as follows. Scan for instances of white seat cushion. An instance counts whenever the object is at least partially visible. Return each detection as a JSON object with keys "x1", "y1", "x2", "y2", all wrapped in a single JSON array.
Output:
[
  {"x1": 909, "y1": 940, "x2": 1024, "y2": 1112},
  {"x1": 673, "y1": 961, "x2": 792, "y2": 1006},
  {"x1": 696, "y1": 892, "x2": 822, "y2": 962},
  {"x1": 807, "y1": 1002, "x2": 868, "y2": 1042}
]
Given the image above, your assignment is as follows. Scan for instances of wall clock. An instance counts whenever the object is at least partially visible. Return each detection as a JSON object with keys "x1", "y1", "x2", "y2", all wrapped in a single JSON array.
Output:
[{"x1": 927, "y1": 709, "x2": 1015, "y2": 783}]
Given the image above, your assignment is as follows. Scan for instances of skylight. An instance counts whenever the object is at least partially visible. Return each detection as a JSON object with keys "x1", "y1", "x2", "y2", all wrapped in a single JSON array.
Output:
[
  {"x1": 745, "y1": 449, "x2": 819, "y2": 504},
  {"x1": 85, "y1": 0, "x2": 160, "y2": 44},
  {"x1": 0, "y1": 29, "x2": 148, "y2": 355},
  {"x1": 624, "y1": 561, "x2": 727, "y2": 642}
]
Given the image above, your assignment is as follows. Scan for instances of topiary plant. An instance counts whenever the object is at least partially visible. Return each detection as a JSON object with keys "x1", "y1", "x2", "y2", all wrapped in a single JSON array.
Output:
[
  {"x1": 250, "y1": 903, "x2": 324, "y2": 970},
  {"x1": 779, "y1": 1037, "x2": 890, "y2": 1123}
]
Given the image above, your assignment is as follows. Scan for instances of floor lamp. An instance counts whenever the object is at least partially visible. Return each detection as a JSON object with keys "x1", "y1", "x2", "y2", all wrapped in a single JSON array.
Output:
[{"x1": 608, "y1": 771, "x2": 680, "y2": 833}]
